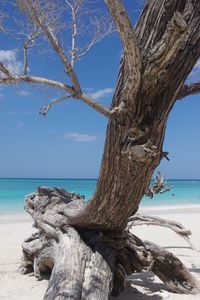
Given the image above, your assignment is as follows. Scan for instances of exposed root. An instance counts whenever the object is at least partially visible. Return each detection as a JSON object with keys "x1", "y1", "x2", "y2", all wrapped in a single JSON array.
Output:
[
  {"x1": 20, "y1": 187, "x2": 199, "y2": 299},
  {"x1": 128, "y1": 214, "x2": 196, "y2": 250}
]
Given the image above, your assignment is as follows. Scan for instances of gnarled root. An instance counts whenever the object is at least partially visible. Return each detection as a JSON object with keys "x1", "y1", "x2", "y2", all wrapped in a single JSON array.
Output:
[
  {"x1": 144, "y1": 240, "x2": 199, "y2": 294},
  {"x1": 128, "y1": 214, "x2": 196, "y2": 249},
  {"x1": 20, "y1": 187, "x2": 199, "y2": 299}
]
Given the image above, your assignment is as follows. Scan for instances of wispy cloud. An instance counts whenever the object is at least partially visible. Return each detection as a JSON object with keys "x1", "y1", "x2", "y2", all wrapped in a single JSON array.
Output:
[
  {"x1": 64, "y1": 132, "x2": 97, "y2": 142},
  {"x1": 21, "y1": 110, "x2": 32, "y2": 115},
  {"x1": 8, "y1": 111, "x2": 16, "y2": 115},
  {"x1": 8, "y1": 110, "x2": 32, "y2": 116},
  {"x1": 16, "y1": 121, "x2": 25, "y2": 129},
  {"x1": 17, "y1": 90, "x2": 30, "y2": 97},
  {"x1": 49, "y1": 129, "x2": 56, "y2": 134},
  {"x1": 0, "y1": 50, "x2": 23, "y2": 75},
  {"x1": 88, "y1": 88, "x2": 114, "y2": 100}
]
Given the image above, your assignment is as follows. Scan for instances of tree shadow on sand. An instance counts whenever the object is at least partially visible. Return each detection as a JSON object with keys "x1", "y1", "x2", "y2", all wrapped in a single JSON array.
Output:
[{"x1": 110, "y1": 271, "x2": 168, "y2": 300}]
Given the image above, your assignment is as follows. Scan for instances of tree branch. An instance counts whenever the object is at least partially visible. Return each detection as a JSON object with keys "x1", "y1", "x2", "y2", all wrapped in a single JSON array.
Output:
[
  {"x1": 65, "y1": 0, "x2": 78, "y2": 68},
  {"x1": 177, "y1": 82, "x2": 200, "y2": 100},
  {"x1": 0, "y1": 72, "x2": 110, "y2": 116},
  {"x1": 128, "y1": 214, "x2": 196, "y2": 250},
  {"x1": 75, "y1": 21, "x2": 113, "y2": 61},
  {"x1": 24, "y1": 0, "x2": 82, "y2": 94},
  {"x1": 77, "y1": 93, "x2": 111, "y2": 117},
  {"x1": 105, "y1": 0, "x2": 141, "y2": 98},
  {"x1": 23, "y1": 29, "x2": 41, "y2": 75},
  {"x1": 39, "y1": 95, "x2": 73, "y2": 116},
  {"x1": 0, "y1": 73, "x2": 74, "y2": 94},
  {"x1": 0, "y1": 61, "x2": 11, "y2": 77}
]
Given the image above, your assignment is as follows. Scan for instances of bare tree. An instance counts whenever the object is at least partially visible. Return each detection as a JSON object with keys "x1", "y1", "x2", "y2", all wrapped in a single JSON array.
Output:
[{"x1": 1, "y1": 0, "x2": 200, "y2": 299}]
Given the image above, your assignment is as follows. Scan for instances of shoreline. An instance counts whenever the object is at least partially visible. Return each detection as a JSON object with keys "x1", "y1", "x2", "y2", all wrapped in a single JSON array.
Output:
[{"x1": 1, "y1": 203, "x2": 200, "y2": 224}]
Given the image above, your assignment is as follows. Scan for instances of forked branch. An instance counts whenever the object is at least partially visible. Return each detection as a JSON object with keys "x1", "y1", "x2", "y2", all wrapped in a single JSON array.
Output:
[
  {"x1": 0, "y1": 71, "x2": 111, "y2": 116},
  {"x1": 23, "y1": 29, "x2": 41, "y2": 75},
  {"x1": 22, "y1": 0, "x2": 82, "y2": 94}
]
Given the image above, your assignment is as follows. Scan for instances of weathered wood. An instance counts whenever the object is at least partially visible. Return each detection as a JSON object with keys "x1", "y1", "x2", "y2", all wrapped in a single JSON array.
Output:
[
  {"x1": 128, "y1": 214, "x2": 196, "y2": 250},
  {"x1": 145, "y1": 171, "x2": 171, "y2": 198},
  {"x1": 20, "y1": 188, "x2": 199, "y2": 299},
  {"x1": 43, "y1": 228, "x2": 115, "y2": 300},
  {"x1": 144, "y1": 240, "x2": 199, "y2": 294}
]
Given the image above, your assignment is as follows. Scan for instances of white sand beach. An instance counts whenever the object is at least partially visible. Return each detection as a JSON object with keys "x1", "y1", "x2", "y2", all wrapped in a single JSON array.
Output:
[{"x1": 0, "y1": 206, "x2": 200, "y2": 300}]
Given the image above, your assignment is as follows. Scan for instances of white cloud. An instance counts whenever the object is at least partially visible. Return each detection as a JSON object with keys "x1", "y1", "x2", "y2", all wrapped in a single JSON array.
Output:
[
  {"x1": 64, "y1": 132, "x2": 97, "y2": 142},
  {"x1": 89, "y1": 88, "x2": 114, "y2": 100},
  {"x1": 49, "y1": 129, "x2": 56, "y2": 134},
  {"x1": 0, "y1": 50, "x2": 23, "y2": 75},
  {"x1": 8, "y1": 111, "x2": 16, "y2": 115},
  {"x1": 21, "y1": 110, "x2": 32, "y2": 115},
  {"x1": 18, "y1": 90, "x2": 30, "y2": 96},
  {"x1": 8, "y1": 110, "x2": 32, "y2": 116},
  {"x1": 16, "y1": 121, "x2": 25, "y2": 129}
]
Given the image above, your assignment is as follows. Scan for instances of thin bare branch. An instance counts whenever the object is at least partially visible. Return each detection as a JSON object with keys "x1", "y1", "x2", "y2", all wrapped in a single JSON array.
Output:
[
  {"x1": 128, "y1": 214, "x2": 196, "y2": 250},
  {"x1": 0, "y1": 11, "x2": 7, "y2": 33},
  {"x1": 75, "y1": 21, "x2": 113, "y2": 61},
  {"x1": 23, "y1": 46, "x2": 28, "y2": 75},
  {"x1": 23, "y1": 0, "x2": 82, "y2": 94},
  {"x1": 0, "y1": 70, "x2": 110, "y2": 117},
  {"x1": 23, "y1": 29, "x2": 41, "y2": 75},
  {"x1": 38, "y1": 90, "x2": 111, "y2": 117},
  {"x1": 65, "y1": 0, "x2": 80, "y2": 68},
  {"x1": 177, "y1": 82, "x2": 200, "y2": 100},
  {"x1": 0, "y1": 73, "x2": 74, "y2": 94},
  {"x1": 77, "y1": 93, "x2": 111, "y2": 117},
  {"x1": 0, "y1": 61, "x2": 10, "y2": 77},
  {"x1": 39, "y1": 95, "x2": 73, "y2": 116},
  {"x1": 63, "y1": 0, "x2": 114, "y2": 65}
]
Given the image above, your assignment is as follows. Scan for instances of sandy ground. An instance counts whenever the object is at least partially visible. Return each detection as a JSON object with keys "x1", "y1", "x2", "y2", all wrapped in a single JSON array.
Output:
[{"x1": 0, "y1": 206, "x2": 200, "y2": 300}]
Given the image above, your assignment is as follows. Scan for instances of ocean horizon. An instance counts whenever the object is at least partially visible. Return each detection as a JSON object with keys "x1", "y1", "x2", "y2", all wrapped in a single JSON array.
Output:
[{"x1": 0, "y1": 178, "x2": 200, "y2": 215}]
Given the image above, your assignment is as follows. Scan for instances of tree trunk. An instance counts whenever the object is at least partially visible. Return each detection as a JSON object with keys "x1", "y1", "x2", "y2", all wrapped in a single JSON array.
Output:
[
  {"x1": 20, "y1": 0, "x2": 200, "y2": 299},
  {"x1": 71, "y1": 0, "x2": 200, "y2": 231}
]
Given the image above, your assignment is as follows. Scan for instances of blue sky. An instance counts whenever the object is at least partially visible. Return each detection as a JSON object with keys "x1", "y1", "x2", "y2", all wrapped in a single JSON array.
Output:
[{"x1": 0, "y1": 1, "x2": 199, "y2": 179}]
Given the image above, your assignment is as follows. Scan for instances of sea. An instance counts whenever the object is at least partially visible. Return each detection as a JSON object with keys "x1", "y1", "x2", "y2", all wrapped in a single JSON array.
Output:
[{"x1": 0, "y1": 178, "x2": 200, "y2": 215}]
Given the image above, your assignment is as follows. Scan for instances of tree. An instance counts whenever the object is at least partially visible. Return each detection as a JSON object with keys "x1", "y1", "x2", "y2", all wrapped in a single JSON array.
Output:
[{"x1": 1, "y1": 0, "x2": 200, "y2": 299}]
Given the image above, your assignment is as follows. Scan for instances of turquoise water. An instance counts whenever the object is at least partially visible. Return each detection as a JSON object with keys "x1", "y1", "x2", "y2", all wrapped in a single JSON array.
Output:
[{"x1": 0, "y1": 178, "x2": 200, "y2": 214}]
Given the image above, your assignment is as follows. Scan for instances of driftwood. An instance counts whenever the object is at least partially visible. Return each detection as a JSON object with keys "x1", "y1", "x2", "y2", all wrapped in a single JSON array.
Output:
[
  {"x1": 145, "y1": 171, "x2": 171, "y2": 198},
  {"x1": 20, "y1": 187, "x2": 199, "y2": 299},
  {"x1": 128, "y1": 214, "x2": 196, "y2": 250}
]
